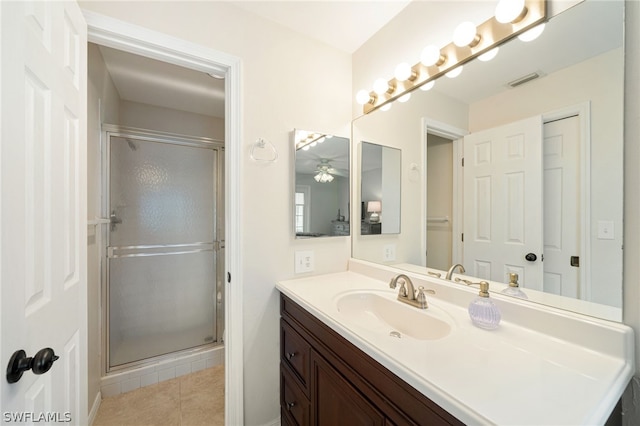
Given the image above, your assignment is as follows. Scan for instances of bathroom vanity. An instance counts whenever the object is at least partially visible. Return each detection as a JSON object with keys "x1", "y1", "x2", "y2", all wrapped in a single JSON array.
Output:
[
  {"x1": 280, "y1": 294, "x2": 461, "y2": 425},
  {"x1": 277, "y1": 260, "x2": 634, "y2": 425}
]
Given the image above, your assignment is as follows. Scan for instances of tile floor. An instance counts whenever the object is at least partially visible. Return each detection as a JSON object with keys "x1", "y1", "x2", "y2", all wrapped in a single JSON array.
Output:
[{"x1": 93, "y1": 365, "x2": 224, "y2": 426}]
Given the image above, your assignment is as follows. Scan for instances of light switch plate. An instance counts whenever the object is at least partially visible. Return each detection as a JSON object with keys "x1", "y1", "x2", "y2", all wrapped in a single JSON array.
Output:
[
  {"x1": 295, "y1": 250, "x2": 315, "y2": 273},
  {"x1": 597, "y1": 221, "x2": 615, "y2": 240}
]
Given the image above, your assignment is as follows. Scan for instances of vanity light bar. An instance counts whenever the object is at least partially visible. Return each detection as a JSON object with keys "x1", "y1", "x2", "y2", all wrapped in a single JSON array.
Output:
[
  {"x1": 360, "y1": 0, "x2": 546, "y2": 114},
  {"x1": 295, "y1": 133, "x2": 330, "y2": 151}
]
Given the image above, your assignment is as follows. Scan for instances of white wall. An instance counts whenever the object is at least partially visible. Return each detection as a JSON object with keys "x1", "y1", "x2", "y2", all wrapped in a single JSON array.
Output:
[
  {"x1": 80, "y1": 2, "x2": 352, "y2": 424},
  {"x1": 119, "y1": 100, "x2": 224, "y2": 140},
  {"x1": 87, "y1": 43, "x2": 121, "y2": 412}
]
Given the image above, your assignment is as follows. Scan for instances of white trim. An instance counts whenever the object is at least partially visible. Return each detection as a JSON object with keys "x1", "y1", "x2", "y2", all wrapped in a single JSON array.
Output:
[
  {"x1": 88, "y1": 392, "x2": 101, "y2": 426},
  {"x1": 83, "y1": 11, "x2": 244, "y2": 425},
  {"x1": 542, "y1": 102, "x2": 591, "y2": 302},
  {"x1": 451, "y1": 137, "x2": 465, "y2": 265},
  {"x1": 422, "y1": 119, "x2": 468, "y2": 267}
]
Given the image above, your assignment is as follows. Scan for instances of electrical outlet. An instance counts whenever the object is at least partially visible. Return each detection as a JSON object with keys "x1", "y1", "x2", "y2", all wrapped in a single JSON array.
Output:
[
  {"x1": 295, "y1": 250, "x2": 315, "y2": 273},
  {"x1": 383, "y1": 244, "x2": 396, "y2": 261}
]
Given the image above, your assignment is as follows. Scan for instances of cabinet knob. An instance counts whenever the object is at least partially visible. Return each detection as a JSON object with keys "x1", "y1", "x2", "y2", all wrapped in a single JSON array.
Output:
[
  {"x1": 286, "y1": 352, "x2": 296, "y2": 360},
  {"x1": 286, "y1": 401, "x2": 296, "y2": 411}
]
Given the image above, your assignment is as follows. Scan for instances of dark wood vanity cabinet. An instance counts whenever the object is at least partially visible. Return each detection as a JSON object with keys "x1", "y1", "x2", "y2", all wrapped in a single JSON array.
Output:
[{"x1": 280, "y1": 294, "x2": 464, "y2": 426}]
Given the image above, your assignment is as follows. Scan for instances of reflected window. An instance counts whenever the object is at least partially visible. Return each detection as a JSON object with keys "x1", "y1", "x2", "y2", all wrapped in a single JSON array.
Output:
[{"x1": 295, "y1": 185, "x2": 310, "y2": 233}]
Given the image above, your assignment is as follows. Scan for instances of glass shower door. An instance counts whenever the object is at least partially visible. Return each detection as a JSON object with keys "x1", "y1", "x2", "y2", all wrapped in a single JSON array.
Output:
[{"x1": 107, "y1": 133, "x2": 220, "y2": 369}]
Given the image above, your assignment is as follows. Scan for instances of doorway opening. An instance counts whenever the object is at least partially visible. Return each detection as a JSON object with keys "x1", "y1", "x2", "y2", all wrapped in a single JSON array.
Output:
[
  {"x1": 88, "y1": 42, "x2": 226, "y2": 375},
  {"x1": 85, "y1": 12, "x2": 243, "y2": 424}
]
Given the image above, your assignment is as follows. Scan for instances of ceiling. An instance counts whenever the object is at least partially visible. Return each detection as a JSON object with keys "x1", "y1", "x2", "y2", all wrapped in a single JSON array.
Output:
[
  {"x1": 98, "y1": 45, "x2": 226, "y2": 118},
  {"x1": 230, "y1": 0, "x2": 412, "y2": 54}
]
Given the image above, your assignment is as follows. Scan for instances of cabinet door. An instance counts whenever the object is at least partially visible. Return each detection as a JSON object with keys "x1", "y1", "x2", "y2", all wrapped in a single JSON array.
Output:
[{"x1": 311, "y1": 352, "x2": 385, "y2": 426}]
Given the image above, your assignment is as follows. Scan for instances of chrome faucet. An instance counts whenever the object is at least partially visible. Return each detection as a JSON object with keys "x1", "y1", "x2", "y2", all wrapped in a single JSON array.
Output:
[
  {"x1": 445, "y1": 263, "x2": 466, "y2": 280},
  {"x1": 389, "y1": 274, "x2": 429, "y2": 309}
]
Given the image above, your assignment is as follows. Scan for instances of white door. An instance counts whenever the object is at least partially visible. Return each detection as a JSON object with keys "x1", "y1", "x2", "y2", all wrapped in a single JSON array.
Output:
[
  {"x1": 542, "y1": 116, "x2": 581, "y2": 297},
  {"x1": 463, "y1": 116, "x2": 543, "y2": 289},
  {"x1": 1, "y1": 1, "x2": 88, "y2": 424}
]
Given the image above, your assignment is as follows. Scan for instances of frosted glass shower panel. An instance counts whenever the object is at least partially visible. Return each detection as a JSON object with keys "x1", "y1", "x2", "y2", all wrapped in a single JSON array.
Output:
[
  {"x1": 109, "y1": 251, "x2": 216, "y2": 367},
  {"x1": 109, "y1": 137, "x2": 215, "y2": 246},
  {"x1": 107, "y1": 132, "x2": 220, "y2": 369}
]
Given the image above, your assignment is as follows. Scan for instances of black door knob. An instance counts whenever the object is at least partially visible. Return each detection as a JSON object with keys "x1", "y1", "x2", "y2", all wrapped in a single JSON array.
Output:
[
  {"x1": 525, "y1": 253, "x2": 538, "y2": 262},
  {"x1": 6, "y1": 348, "x2": 59, "y2": 384}
]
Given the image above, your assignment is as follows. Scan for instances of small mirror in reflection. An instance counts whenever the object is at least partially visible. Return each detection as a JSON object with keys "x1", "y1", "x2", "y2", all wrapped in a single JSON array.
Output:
[{"x1": 360, "y1": 141, "x2": 401, "y2": 235}]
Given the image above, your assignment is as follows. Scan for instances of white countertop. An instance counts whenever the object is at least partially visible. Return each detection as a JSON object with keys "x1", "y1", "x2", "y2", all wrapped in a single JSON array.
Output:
[{"x1": 277, "y1": 264, "x2": 634, "y2": 425}]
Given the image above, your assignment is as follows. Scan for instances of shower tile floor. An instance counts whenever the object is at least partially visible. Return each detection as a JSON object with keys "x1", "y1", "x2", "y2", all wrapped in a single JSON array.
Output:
[{"x1": 93, "y1": 365, "x2": 224, "y2": 426}]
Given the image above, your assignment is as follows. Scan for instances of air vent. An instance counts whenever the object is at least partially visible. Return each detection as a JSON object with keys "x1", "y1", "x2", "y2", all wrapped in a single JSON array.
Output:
[{"x1": 508, "y1": 72, "x2": 541, "y2": 88}]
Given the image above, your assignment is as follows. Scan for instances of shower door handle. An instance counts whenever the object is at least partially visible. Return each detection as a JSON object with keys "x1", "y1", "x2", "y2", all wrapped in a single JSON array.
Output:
[{"x1": 110, "y1": 211, "x2": 122, "y2": 231}]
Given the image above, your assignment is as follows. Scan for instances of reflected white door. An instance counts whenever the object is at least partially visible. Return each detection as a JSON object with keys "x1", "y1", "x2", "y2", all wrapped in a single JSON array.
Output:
[
  {"x1": 463, "y1": 116, "x2": 543, "y2": 289},
  {"x1": 1, "y1": 1, "x2": 88, "y2": 423},
  {"x1": 543, "y1": 116, "x2": 580, "y2": 297}
]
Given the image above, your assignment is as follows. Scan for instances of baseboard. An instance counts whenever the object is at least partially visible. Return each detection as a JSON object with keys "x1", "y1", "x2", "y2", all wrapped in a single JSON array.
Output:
[{"x1": 88, "y1": 391, "x2": 101, "y2": 425}]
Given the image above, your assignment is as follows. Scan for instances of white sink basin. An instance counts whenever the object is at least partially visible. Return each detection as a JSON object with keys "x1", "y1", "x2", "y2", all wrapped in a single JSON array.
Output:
[{"x1": 335, "y1": 291, "x2": 453, "y2": 340}]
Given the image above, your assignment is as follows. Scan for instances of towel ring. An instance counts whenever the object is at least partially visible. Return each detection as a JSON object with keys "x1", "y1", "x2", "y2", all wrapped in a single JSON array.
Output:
[{"x1": 250, "y1": 138, "x2": 278, "y2": 163}]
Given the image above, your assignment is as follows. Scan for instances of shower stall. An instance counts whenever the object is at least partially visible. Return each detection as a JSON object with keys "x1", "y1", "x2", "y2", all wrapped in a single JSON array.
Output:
[{"x1": 102, "y1": 125, "x2": 224, "y2": 372}]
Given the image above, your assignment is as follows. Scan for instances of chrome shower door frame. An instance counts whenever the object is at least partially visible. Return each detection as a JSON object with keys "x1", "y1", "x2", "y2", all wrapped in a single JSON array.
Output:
[{"x1": 101, "y1": 124, "x2": 225, "y2": 373}]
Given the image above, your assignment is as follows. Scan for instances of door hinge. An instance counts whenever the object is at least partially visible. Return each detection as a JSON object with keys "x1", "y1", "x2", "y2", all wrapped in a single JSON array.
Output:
[
  {"x1": 227, "y1": 272, "x2": 231, "y2": 283},
  {"x1": 461, "y1": 157, "x2": 465, "y2": 167},
  {"x1": 461, "y1": 233, "x2": 464, "y2": 242}
]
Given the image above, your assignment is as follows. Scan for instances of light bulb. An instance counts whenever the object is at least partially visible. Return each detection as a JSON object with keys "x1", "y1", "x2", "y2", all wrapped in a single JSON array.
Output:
[
  {"x1": 453, "y1": 21, "x2": 479, "y2": 47},
  {"x1": 317, "y1": 137, "x2": 325, "y2": 144},
  {"x1": 356, "y1": 89, "x2": 371, "y2": 105},
  {"x1": 420, "y1": 81, "x2": 435, "y2": 91},
  {"x1": 302, "y1": 146, "x2": 310, "y2": 151},
  {"x1": 421, "y1": 45, "x2": 442, "y2": 67},
  {"x1": 478, "y1": 47, "x2": 499, "y2": 62},
  {"x1": 380, "y1": 103, "x2": 392, "y2": 112},
  {"x1": 446, "y1": 66, "x2": 463, "y2": 79},
  {"x1": 398, "y1": 93, "x2": 411, "y2": 103},
  {"x1": 518, "y1": 23, "x2": 545, "y2": 42},
  {"x1": 495, "y1": 0, "x2": 526, "y2": 24},
  {"x1": 310, "y1": 142, "x2": 317, "y2": 147},
  {"x1": 373, "y1": 78, "x2": 389, "y2": 95},
  {"x1": 394, "y1": 62, "x2": 413, "y2": 81}
]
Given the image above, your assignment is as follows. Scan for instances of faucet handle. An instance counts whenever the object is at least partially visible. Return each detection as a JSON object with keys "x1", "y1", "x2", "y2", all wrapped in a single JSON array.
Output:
[{"x1": 416, "y1": 286, "x2": 428, "y2": 309}]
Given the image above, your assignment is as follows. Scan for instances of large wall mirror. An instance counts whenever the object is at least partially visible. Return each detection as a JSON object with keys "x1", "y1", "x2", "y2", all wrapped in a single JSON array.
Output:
[
  {"x1": 352, "y1": 1, "x2": 624, "y2": 321},
  {"x1": 294, "y1": 129, "x2": 350, "y2": 238}
]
